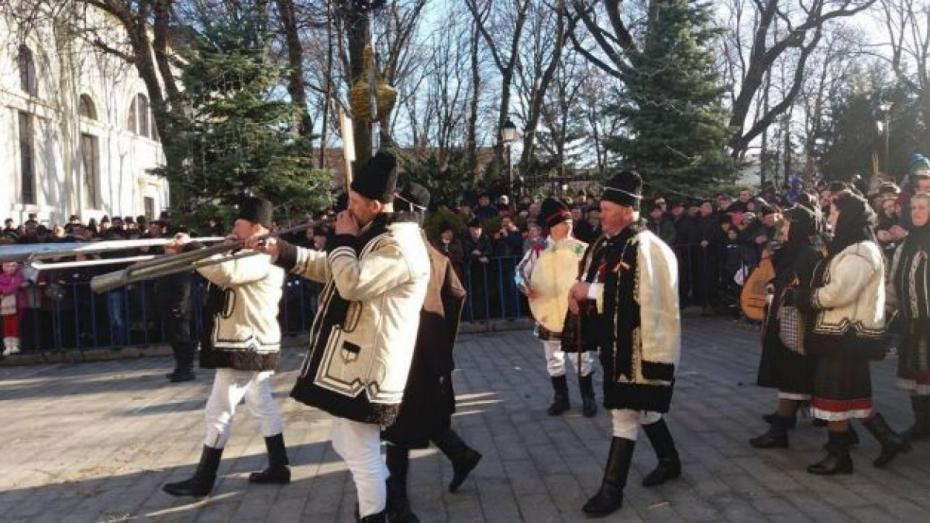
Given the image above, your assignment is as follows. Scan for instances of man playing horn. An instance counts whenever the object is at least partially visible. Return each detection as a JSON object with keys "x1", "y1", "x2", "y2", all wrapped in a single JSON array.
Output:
[
  {"x1": 163, "y1": 197, "x2": 291, "y2": 498},
  {"x1": 249, "y1": 152, "x2": 429, "y2": 522}
]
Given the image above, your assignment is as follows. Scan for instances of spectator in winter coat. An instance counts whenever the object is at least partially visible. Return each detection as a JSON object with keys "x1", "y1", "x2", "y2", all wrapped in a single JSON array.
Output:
[
  {"x1": 0, "y1": 262, "x2": 25, "y2": 356},
  {"x1": 461, "y1": 219, "x2": 493, "y2": 320},
  {"x1": 474, "y1": 194, "x2": 499, "y2": 220},
  {"x1": 647, "y1": 202, "x2": 677, "y2": 246}
]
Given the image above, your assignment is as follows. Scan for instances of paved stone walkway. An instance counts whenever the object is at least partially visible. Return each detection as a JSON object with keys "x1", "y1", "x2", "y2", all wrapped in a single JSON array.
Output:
[{"x1": 1, "y1": 317, "x2": 928, "y2": 522}]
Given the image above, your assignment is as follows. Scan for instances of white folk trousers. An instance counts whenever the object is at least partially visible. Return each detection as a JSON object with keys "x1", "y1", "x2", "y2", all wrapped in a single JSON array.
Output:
[
  {"x1": 611, "y1": 409, "x2": 663, "y2": 440},
  {"x1": 542, "y1": 339, "x2": 594, "y2": 377},
  {"x1": 330, "y1": 416, "x2": 388, "y2": 517},
  {"x1": 204, "y1": 368, "x2": 284, "y2": 448}
]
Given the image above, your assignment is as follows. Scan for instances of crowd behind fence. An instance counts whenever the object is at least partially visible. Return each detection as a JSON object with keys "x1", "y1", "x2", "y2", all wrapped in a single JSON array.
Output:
[{"x1": 3, "y1": 242, "x2": 763, "y2": 356}]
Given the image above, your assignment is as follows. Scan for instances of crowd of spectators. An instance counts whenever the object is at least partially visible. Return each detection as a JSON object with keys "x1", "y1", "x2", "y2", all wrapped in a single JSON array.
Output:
[{"x1": 2, "y1": 159, "x2": 930, "y2": 355}]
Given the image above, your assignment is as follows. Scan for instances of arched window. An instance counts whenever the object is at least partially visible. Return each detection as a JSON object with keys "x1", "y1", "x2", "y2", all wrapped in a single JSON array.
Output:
[
  {"x1": 79, "y1": 94, "x2": 97, "y2": 120},
  {"x1": 18, "y1": 44, "x2": 37, "y2": 97},
  {"x1": 127, "y1": 93, "x2": 152, "y2": 138},
  {"x1": 137, "y1": 94, "x2": 150, "y2": 138},
  {"x1": 127, "y1": 96, "x2": 137, "y2": 131}
]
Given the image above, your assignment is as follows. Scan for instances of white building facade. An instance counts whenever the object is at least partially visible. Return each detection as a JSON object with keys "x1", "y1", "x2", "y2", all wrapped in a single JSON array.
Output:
[{"x1": 0, "y1": 6, "x2": 169, "y2": 226}]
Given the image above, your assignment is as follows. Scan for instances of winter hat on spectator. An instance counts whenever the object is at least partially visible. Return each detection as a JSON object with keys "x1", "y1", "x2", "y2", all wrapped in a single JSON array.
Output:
[
  {"x1": 236, "y1": 196, "x2": 273, "y2": 228},
  {"x1": 350, "y1": 151, "x2": 398, "y2": 203},
  {"x1": 538, "y1": 197, "x2": 571, "y2": 229},
  {"x1": 467, "y1": 218, "x2": 482, "y2": 228},
  {"x1": 602, "y1": 170, "x2": 643, "y2": 211},
  {"x1": 910, "y1": 154, "x2": 930, "y2": 174},
  {"x1": 394, "y1": 182, "x2": 430, "y2": 213}
]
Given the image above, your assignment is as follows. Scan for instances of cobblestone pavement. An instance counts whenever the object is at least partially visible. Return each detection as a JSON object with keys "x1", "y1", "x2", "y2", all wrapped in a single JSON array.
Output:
[{"x1": 1, "y1": 317, "x2": 928, "y2": 523}]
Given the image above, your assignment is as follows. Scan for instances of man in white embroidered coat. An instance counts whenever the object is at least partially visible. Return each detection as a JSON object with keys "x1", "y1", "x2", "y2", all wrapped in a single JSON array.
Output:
[
  {"x1": 251, "y1": 152, "x2": 429, "y2": 522},
  {"x1": 568, "y1": 171, "x2": 682, "y2": 517},
  {"x1": 163, "y1": 197, "x2": 290, "y2": 498}
]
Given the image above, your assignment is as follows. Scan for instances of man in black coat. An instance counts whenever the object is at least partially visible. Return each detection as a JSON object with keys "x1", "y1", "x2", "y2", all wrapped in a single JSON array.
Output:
[
  {"x1": 156, "y1": 232, "x2": 197, "y2": 382},
  {"x1": 460, "y1": 219, "x2": 493, "y2": 320}
]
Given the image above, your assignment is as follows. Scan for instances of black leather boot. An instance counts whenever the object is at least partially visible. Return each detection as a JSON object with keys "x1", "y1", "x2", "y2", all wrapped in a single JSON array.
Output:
[
  {"x1": 641, "y1": 419, "x2": 681, "y2": 487},
  {"x1": 359, "y1": 509, "x2": 388, "y2": 522},
  {"x1": 749, "y1": 414, "x2": 790, "y2": 449},
  {"x1": 433, "y1": 429, "x2": 482, "y2": 493},
  {"x1": 863, "y1": 412, "x2": 912, "y2": 468},
  {"x1": 579, "y1": 373, "x2": 597, "y2": 418},
  {"x1": 905, "y1": 395, "x2": 930, "y2": 441},
  {"x1": 547, "y1": 375, "x2": 570, "y2": 416},
  {"x1": 249, "y1": 433, "x2": 291, "y2": 484},
  {"x1": 582, "y1": 437, "x2": 634, "y2": 516},
  {"x1": 385, "y1": 445, "x2": 419, "y2": 522},
  {"x1": 761, "y1": 411, "x2": 797, "y2": 429},
  {"x1": 807, "y1": 431, "x2": 853, "y2": 475},
  {"x1": 163, "y1": 445, "x2": 223, "y2": 497}
]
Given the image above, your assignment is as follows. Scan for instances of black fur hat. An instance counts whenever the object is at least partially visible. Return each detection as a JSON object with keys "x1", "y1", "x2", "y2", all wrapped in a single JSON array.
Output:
[
  {"x1": 236, "y1": 197, "x2": 273, "y2": 228},
  {"x1": 351, "y1": 151, "x2": 399, "y2": 203},
  {"x1": 602, "y1": 170, "x2": 643, "y2": 211}
]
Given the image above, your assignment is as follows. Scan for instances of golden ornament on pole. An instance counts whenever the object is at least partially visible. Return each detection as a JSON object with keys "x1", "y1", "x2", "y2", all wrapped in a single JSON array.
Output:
[{"x1": 348, "y1": 46, "x2": 396, "y2": 123}]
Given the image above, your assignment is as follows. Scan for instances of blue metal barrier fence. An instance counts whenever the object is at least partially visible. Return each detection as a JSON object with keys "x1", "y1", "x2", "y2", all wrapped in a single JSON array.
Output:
[{"x1": 6, "y1": 243, "x2": 761, "y2": 355}]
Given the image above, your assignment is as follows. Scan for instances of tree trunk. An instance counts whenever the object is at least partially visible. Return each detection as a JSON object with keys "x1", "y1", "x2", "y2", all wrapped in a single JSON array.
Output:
[
  {"x1": 466, "y1": 21, "x2": 481, "y2": 179},
  {"x1": 276, "y1": 0, "x2": 314, "y2": 143},
  {"x1": 344, "y1": 3, "x2": 372, "y2": 166}
]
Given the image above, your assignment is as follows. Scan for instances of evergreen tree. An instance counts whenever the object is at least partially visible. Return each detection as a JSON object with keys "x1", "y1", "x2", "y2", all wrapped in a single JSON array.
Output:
[
  {"x1": 607, "y1": 0, "x2": 735, "y2": 194},
  {"x1": 155, "y1": 4, "x2": 331, "y2": 228},
  {"x1": 820, "y1": 74, "x2": 924, "y2": 182}
]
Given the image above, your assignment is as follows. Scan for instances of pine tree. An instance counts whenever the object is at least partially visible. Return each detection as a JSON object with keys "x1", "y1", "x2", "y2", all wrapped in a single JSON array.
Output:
[
  {"x1": 156, "y1": 5, "x2": 331, "y2": 228},
  {"x1": 607, "y1": 0, "x2": 735, "y2": 194}
]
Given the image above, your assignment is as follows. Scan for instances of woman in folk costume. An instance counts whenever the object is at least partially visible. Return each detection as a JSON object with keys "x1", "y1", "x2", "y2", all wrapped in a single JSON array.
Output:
[
  {"x1": 788, "y1": 189, "x2": 911, "y2": 475},
  {"x1": 382, "y1": 182, "x2": 481, "y2": 523},
  {"x1": 251, "y1": 152, "x2": 430, "y2": 522},
  {"x1": 749, "y1": 203, "x2": 823, "y2": 448},
  {"x1": 515, "y1": 197, "x2": 596, "y2": 417},
  {"x1": 163, "y1": 197, "x2": 291, "y2": 498},
  {"x1": 886, "y1": 191, "x2": 930, "y2": 442},
  {"x1": 568, "y1": 171, "x2": 682, "y2": 517}
]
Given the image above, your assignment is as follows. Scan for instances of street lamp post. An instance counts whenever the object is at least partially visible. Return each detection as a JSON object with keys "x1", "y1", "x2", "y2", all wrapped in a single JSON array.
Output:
[{"x1": 501, "y1": 119, "x2": 517, "y2": 196}]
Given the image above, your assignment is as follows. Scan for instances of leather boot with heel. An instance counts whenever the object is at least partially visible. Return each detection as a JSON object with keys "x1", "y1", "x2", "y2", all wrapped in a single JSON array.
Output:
[
  {"x1": 750, "y1": 414, "x2": 790, "y2": 449},
  {"x1": 548, "y1": 375, "x2": 570, "y2": 416},
  {"x1": 642, "y1": 419, "x2": 681, "y2": 486},
  {"x1": 433, "y1": 429, "x2": 482, "y2": 493},
  {"x1": 807, "y1": 431, "x2": 852, "y2": 475},
  {"x1": 386, "y1": 445, "x2": 420, "y2": 522},
  {"x1": 249, "y1": 433, "x2": 290, "y2": 484},
  {"x1": 582, "y1": 437, "x2": 634, "y2": 516},
  {"x1": 863, "y1": 412, "x2": 911, "y2": 468},
  {"x1": 579, "y1": 373, "x2": 597, "y2": 418},
  {"x1": 163, "y1": 445, "x2": 224, "y2": 497}
]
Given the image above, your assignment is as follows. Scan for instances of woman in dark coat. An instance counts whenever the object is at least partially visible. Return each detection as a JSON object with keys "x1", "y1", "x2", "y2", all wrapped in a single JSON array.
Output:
[
  {"x1": 750, "y1": 204, "x2": 822, "y2": 448},
  {"x1": 790, "y1": 190, "x2": 911, "y2": 475},
  {"x1": 886, "y1": 191, "x2": 930, "y2": 441}
]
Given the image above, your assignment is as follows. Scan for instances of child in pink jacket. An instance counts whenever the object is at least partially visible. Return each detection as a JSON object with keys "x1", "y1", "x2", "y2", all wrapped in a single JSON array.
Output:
[{"x1": 0, "y1": 262, "x2": 25, "y2": 356}]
